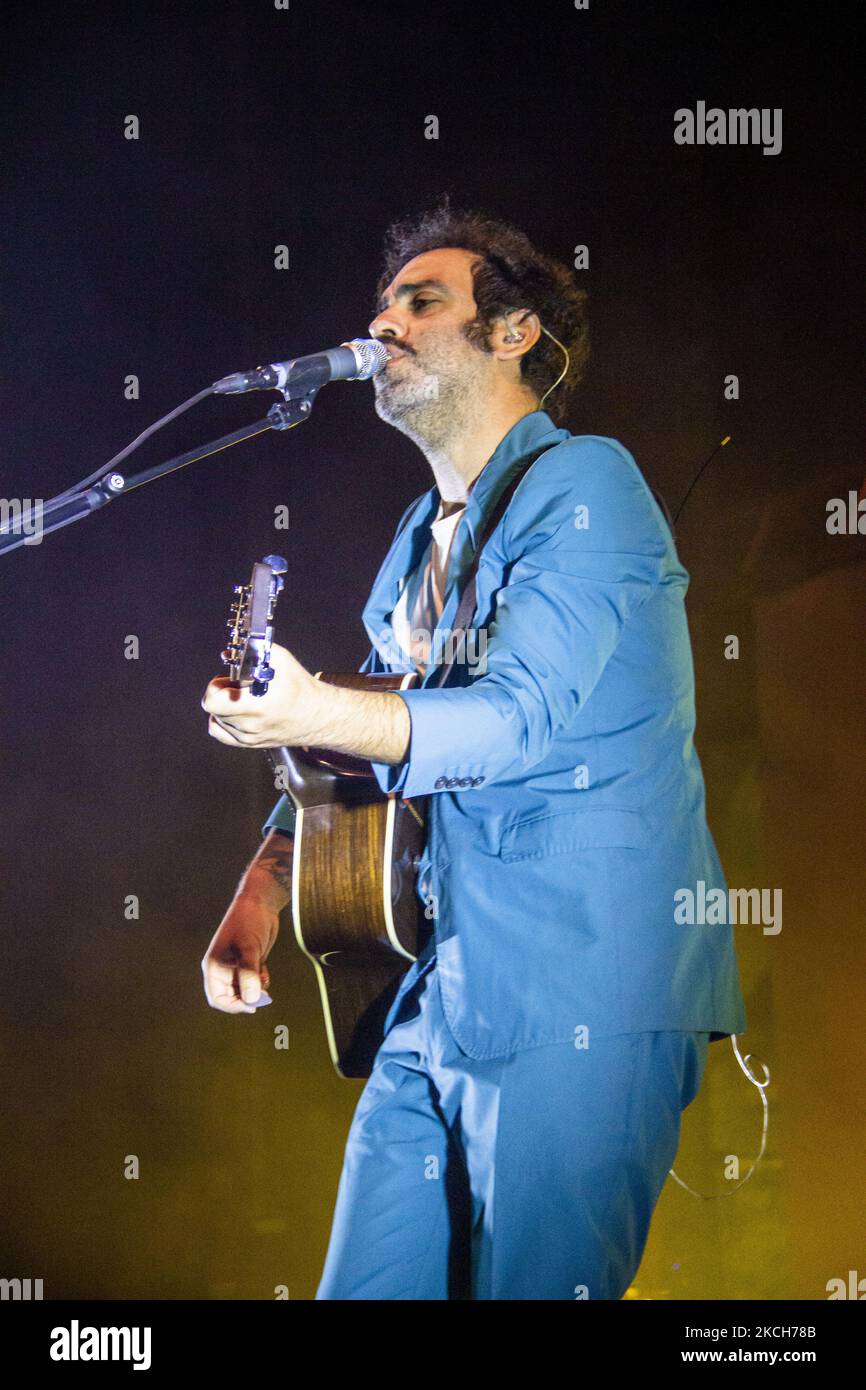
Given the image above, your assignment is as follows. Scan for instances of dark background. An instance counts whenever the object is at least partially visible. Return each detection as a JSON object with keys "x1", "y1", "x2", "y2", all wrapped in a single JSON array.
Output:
[{"x1": 0, "y1": 0, "x2": 861, "y2": 1300}]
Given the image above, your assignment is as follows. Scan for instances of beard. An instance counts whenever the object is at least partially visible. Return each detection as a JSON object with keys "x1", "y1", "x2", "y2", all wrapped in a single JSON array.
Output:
[{"x1": 372, "y1": 333, "x2": 490, "y2": 455}]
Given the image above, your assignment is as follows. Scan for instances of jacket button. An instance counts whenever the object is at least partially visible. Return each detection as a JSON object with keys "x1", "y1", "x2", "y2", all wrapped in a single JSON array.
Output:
[
  {"x1": 458, "y1": 777, "x2": 473, "y2": 787},
  {"x1": 446, "y1": 777, "x2": 460, "y2": 788},
  {"x1": 472, "y1": 775, "x2": 485, "y2": 786},
  {"x1": 434, "y1": 776, "x2": 448, "y2": 789}
]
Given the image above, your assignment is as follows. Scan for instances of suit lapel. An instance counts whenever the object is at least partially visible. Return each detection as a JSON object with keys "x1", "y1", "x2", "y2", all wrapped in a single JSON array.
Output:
[
  {"x1": 420, "y1": 449, "x2": 556, "y2": 685},
  {"x1": 361, "y1": 488, "x2": 438, "y2": 666}
]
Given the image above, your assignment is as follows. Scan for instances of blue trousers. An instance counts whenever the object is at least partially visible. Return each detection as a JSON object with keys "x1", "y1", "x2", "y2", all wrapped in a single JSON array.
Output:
[{"x1": 317, "y1": 956, "x2": 709, "y2": 1300}]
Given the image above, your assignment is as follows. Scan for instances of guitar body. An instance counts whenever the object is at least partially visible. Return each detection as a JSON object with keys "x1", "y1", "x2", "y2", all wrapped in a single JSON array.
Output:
[{"x1": 268, "y1": 672, "x2": 430, "y2": 1078}]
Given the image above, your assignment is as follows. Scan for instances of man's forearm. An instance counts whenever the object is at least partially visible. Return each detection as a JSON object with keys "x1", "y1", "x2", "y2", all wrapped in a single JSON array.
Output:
[
  {"x1": 301, "y1": 682, "x2": 411, "y2": 765},
  {"x1": 238, "y1": 828, "x2": 295, "y2": 909}
]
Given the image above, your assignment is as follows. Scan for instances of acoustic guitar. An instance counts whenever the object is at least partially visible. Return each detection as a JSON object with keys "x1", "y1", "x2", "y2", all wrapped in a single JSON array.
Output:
[{"x1": 222, "y1": 554, "x2": 431, "y2": 1078}]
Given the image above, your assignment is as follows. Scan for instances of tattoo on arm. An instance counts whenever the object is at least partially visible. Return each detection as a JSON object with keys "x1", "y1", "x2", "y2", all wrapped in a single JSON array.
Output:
[{"x1": 247, "y1": 833, "x2": 295, "y2": 895}]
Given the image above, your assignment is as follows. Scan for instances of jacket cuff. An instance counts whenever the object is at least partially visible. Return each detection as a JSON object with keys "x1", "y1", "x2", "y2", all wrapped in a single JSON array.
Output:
[
  {"x1": 261, "y1": 794, "x2": 297, "y2": 838},
  {"x1": 368, "y1": 686, "x2": 502, "y2": 799}
]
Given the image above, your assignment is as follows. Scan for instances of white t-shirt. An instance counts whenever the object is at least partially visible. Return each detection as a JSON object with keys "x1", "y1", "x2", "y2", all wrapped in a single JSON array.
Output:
[{"x1": 391, "y1": 499, "x2": 466, "y2": 677}]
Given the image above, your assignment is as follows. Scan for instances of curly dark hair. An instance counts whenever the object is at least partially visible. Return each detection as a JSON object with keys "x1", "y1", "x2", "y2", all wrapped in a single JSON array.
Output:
[{"x1": 374, "y1": 194, "x2": 589, "y2": 423}]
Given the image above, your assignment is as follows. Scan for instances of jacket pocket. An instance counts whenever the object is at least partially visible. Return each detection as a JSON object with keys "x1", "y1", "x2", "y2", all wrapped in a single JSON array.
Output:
[{"x1": 498, "y1": 806, "x2": 649, "y2": 862}]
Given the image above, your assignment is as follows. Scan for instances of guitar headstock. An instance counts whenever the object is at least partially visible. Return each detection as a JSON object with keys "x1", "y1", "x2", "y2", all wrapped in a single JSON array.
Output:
[{"x1": 222, "y1": 554, "x2": 288, "y2": 697}]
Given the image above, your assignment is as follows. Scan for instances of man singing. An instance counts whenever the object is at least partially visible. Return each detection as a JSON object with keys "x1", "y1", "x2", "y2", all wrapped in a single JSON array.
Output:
[{"x1": 201, "y1": 201, "x2": 747, "y2": 1300}]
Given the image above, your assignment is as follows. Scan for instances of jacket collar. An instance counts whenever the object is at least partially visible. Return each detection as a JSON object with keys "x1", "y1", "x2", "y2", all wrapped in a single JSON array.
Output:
[{"x1": 362, "y1": 410, "x2": 570, "y2": 678}]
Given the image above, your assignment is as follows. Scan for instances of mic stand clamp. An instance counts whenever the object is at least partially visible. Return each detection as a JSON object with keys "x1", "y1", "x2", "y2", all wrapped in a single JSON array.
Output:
[{"x1": 267, "y1": 393, "x2": 317, "y2": 429}]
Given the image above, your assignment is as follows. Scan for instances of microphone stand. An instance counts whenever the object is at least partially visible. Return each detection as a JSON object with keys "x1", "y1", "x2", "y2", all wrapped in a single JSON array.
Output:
[{"x1": 0, "y1": 396, "x2": 314, "y2": 556}]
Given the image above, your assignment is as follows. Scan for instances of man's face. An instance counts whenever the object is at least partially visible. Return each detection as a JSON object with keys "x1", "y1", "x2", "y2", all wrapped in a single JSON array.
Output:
[{"x1": 367, "y1": 247, "x2": 493, "y2": 439}]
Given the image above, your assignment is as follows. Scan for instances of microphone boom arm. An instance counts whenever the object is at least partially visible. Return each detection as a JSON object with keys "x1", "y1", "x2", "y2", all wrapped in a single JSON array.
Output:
[{"x1": 0, "y1": 395, "x2": 316, "y2": 557}]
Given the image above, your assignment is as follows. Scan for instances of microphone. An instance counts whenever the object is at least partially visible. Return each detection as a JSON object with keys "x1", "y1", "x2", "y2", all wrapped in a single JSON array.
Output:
[{"x1": 213, "y1": 338, "x2": 389, "y2": 397}]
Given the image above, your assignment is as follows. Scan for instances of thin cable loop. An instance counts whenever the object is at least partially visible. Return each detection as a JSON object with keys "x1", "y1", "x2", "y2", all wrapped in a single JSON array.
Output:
[{"x1": 669, "y1": 1034, "x2": 771, "y2": 1200}]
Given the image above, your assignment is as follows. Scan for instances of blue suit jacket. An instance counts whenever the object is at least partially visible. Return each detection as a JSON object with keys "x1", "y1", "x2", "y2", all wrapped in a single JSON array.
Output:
[{"x1": 264, "y1": 410, "x2": 748, "y2": 1058}]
